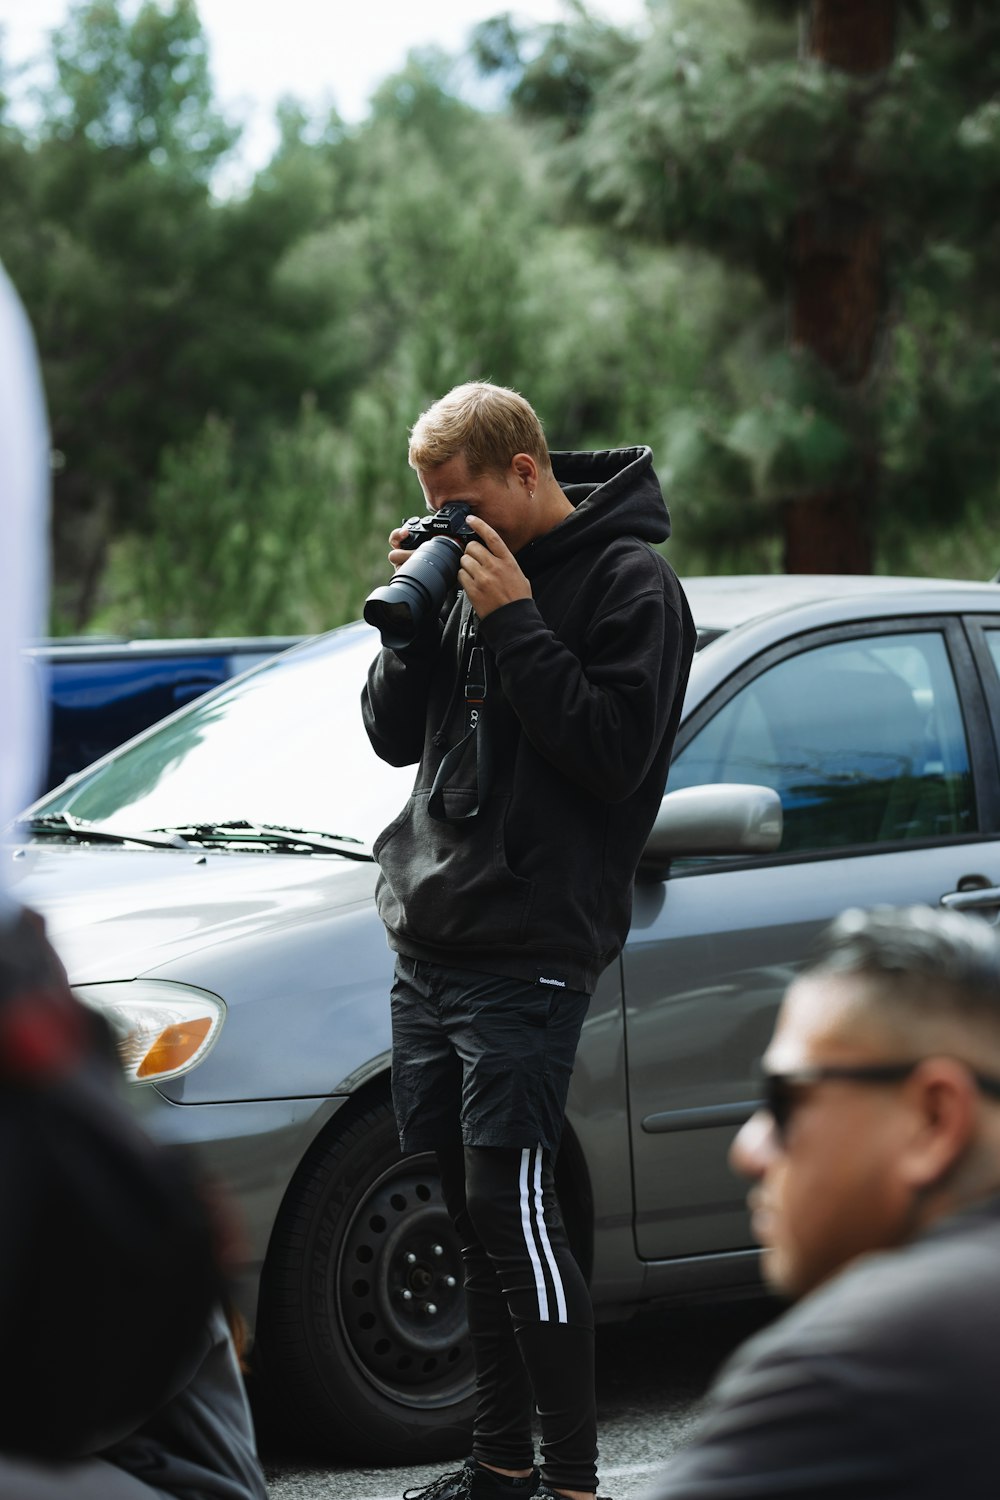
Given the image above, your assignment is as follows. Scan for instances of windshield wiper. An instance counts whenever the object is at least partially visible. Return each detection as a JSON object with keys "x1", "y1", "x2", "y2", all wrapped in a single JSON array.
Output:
[
  {"x1": 28, "y1": 812, "x2": 192, "y2": 850},
  {"x1": 155, "y1": 820, "x2": 373, "y2": 860}
]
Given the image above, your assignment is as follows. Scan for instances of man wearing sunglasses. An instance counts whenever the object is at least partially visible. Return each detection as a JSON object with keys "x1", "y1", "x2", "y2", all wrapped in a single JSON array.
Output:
[{"x1": 651, "y1": 904, "x2": 1000, "y2": 1498}]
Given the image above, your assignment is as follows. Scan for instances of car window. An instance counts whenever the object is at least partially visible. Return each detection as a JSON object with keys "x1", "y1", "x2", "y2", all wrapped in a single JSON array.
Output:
[
  {"x1": 986, "y1": 631, "x2": 1000, "y2": 680},
  {"x1": 31, "y1": 627, "x2": 413, "y2": 847},
  {"x1": 670, "y1": 631, "x2": 976, "y2": 854}
]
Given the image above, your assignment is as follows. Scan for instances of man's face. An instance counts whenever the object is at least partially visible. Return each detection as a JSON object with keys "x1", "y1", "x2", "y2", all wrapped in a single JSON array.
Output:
[
  {"x1": 730, "y1": 973, "x2": 919, "y2": 1300},
  {"x1": 417, "y1": 453, "x2": 535, "y2": 555}
]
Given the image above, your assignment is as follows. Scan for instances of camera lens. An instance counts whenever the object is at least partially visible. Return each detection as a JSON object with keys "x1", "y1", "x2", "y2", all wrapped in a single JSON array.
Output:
[{"x1": 364, "y1": 536, "x2": 464, "y2": 650}]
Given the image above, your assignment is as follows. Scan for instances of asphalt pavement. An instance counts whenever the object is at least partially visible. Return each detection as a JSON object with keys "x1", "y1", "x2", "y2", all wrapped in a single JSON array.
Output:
[{"x1": 259, "y1": 1299, "x2": 778, "y2": 1500}]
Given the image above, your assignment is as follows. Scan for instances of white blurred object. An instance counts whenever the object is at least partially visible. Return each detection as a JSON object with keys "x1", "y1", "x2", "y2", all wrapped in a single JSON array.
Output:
[{"x1": 0, "y1": 260, "x2": 50, "y2": 906}]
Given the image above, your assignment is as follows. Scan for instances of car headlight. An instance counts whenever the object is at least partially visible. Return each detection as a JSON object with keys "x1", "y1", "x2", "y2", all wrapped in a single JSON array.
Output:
[{"x1": 73, "y1": 981, "x2": 225, "y2": 1084}]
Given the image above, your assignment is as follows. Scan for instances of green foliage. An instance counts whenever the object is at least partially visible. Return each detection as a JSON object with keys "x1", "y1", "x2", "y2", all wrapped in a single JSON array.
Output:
[
  {"x1": 472, "y1": 7, "x2": 639, "y2": 133},
  {"x1": 881, "y1": 279, "x2": 1000, "y2": 529},
  {"x1": 0, "y1": 0, "x2": 348, "y2": 623},
  {"x1": 85, "y1": 67, "x2": 758, "y2": 634},
  {"x1": 561, "y1": 39, "x2": 853, "y2": 289},
  {"x1": 492, "y1": 0, "x2": 1000, "y2": 571},
  {"x1": 95, "y1": 399, "x2": 401, "y2": 636},
  {"x1": 652, "y1": 345, "x2": 864, "y2": 564},
  {"x1": 877, "y1": 486, "x2": 998, "y2": 581},
  {"x1": 44, "y1": 0, "x2": 238, "y2": 174},
  {"x1": 4, "y1": 0, "x2": 999, "y2": 636}
]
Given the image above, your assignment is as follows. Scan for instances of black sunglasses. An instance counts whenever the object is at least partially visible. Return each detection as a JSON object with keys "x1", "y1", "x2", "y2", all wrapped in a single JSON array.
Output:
[{"x1": 759, "y1": 1061, "x2": 1000, "y2": 1144}]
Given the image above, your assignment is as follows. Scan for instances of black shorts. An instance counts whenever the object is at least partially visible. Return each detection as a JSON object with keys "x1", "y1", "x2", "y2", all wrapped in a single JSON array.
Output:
[{"x1": 390, "y1": 955, "x2": 591, "y2": 1153}]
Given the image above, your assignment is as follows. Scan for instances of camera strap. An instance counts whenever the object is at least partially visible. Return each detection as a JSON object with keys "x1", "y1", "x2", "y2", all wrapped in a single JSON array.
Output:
[{"x1": 428, "y1": 622, "x2": 491, "y2": 823}]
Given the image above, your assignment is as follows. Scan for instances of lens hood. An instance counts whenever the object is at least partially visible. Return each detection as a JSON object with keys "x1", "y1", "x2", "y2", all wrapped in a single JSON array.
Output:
[{"x1": 364, "y1": 536, "x2": 464, "y2": 650}]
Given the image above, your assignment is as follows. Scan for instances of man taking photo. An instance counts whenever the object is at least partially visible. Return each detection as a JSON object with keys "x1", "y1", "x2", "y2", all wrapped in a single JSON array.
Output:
[{"x1": 362, "y1": 381, "x2": 695, "y2": 1500}]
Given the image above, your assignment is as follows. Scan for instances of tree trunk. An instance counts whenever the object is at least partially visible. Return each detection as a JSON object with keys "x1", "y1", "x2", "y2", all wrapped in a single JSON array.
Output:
[{"x1": 783, "y1": 0, "x2": 896, "y2": 574}]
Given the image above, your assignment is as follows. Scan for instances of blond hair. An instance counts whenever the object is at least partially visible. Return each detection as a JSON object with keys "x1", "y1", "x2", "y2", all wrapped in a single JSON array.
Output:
[{"x1": 408, "y1": 382, "x2": 552, "y2": 478}]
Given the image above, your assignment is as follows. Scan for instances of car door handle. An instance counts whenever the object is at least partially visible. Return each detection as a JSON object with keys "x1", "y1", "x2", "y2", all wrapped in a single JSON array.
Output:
[
  {"x1": 642, "y1": 1100, "x2": 761, "y2": 1135},
  {"x1": 940, "y1": 886, "x2": 1000, "y2": 913}
]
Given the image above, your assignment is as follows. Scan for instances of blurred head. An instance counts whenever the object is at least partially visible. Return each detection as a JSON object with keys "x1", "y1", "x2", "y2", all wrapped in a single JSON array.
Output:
[{"x1": 731, "y1": 906, "x2": 1000, "y2": 1300}]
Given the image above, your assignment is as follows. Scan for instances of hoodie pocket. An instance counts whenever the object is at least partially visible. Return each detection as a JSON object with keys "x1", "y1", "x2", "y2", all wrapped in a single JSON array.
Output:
[{"x1": 374, "y1": 791, "x2": 534, "y2": 950}]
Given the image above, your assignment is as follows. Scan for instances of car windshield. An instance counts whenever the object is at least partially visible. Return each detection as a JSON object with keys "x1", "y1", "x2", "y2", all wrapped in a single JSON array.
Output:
[{"x1": 30, "y1": 624, "x2": 414, "y2": 850}]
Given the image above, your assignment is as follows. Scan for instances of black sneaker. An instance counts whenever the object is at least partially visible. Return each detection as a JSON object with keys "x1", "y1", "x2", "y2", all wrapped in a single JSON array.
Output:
[{"x1": 404, "y1": 1459, "x2": 539, "y2": 1500}]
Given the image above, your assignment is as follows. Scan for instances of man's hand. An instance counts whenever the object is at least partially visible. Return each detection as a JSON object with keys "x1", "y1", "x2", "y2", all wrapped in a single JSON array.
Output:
[
  {"x1": 387, "y1": 523, "x2": 412, "y2": 570},
  {"x1": 458, "y1": 515, "x2": 532, "y2": 618}
]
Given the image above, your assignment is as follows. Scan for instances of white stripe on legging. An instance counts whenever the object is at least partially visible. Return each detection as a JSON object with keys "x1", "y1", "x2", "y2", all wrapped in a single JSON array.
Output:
[
  {"x1": 518, "y1": 1146, "x2": 568, "y2": 1324},
  {"x1": 532, "y1": 1147, "x2": 568, "y2": 1323},
  {"x1": 519, "y1": 1148, "x2": 549, "y2": 1321}
]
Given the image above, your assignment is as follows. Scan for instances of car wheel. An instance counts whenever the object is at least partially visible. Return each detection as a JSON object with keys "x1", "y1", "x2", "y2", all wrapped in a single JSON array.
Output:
[{"x1": 257, "y1": 1095, "x2": 475, "y2": 1460}]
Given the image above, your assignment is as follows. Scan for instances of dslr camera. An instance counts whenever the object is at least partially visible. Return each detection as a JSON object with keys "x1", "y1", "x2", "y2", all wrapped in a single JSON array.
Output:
[{"x1": 364, "y1": 502, "x2": 476, "y2": 650}]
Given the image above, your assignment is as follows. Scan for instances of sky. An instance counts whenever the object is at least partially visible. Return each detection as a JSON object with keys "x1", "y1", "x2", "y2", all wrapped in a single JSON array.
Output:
[{"x1": 2, "y1": 0, "x2": 648, "y2": 176}]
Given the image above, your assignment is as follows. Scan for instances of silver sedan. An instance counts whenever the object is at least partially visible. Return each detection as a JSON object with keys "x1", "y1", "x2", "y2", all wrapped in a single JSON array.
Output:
[{"x1": 11, "y1": 574, "x2": 1000, "y2": 1459}]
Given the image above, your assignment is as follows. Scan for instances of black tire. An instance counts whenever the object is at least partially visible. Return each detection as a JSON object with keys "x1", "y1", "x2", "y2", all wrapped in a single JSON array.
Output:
[{"x1": 256, "y1": 1096, "x2": 475, "y2": 1461}]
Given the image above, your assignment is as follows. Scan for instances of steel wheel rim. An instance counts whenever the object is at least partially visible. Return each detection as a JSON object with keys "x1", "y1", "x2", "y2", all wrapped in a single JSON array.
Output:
[{"x1": 336, "y1": 1152, "x2": 474, "y2": 1408}]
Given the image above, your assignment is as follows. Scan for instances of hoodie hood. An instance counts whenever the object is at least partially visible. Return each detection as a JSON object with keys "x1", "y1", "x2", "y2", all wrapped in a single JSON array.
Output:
[{"x1": 544, "y1": 446, "x2": 671, "y2": 551}]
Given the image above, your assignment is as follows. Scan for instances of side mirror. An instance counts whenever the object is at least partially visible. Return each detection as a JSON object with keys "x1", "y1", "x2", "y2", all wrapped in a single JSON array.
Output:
[{"x1": 641, "y1": 783, "x2": 783, "y2": 869}]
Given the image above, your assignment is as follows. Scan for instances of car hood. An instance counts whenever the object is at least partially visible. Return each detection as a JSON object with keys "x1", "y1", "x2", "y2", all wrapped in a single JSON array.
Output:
[{"x1": 9, "y1": 843, "x2": 378, "y2": 983}]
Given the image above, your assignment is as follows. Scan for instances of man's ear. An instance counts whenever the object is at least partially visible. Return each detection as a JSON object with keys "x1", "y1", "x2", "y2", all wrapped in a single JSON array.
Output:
[
  {"x1": 899, "y1": 1059, "x2": 978, "y2": 1190},
  {"x1": 511, "y1": 453, "x2": 538, "y2": 491}
]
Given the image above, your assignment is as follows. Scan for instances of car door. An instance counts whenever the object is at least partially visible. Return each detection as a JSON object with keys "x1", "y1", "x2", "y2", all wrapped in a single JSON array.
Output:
[{"x1": 625, "y1": 612, "x2": 1000, "y2": 1262}]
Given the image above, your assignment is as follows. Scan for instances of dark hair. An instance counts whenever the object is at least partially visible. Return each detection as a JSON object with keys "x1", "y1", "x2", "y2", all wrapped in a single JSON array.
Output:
[{"x1": 806, "y1": 905, "x2": 1000, "y2": 1031}]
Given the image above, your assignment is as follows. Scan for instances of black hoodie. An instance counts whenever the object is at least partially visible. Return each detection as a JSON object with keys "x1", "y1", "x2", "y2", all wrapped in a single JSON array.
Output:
[{"x1": 362, "y1": 447, "x2": 696, "y2": 993}]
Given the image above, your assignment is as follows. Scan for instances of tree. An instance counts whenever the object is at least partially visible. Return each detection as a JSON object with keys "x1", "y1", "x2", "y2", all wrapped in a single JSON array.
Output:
[
  {"x1": 42, "y1": 0, "x2": 236, "y2": 174},
  {"x1": 14, "y1": 0, "x2": 995, "y2": 636},
  {"x1": 782, "y1": 0, "x2": 896, "y2": 572},
  {"x1": 481, "y1": 0, "x2": 1000, "y2": 575},
  {"x1": 38, "y1": 25, "x2": 736, "y2": 637},
  {"x1": 0, "y1": 1, "x2": 339, "y2": 626}
]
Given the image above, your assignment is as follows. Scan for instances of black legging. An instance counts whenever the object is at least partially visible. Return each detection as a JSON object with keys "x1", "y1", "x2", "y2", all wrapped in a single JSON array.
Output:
[{"x1": 436, "y1": 1142, "x2": 597, "y2": 1494}]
